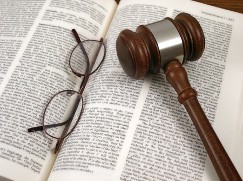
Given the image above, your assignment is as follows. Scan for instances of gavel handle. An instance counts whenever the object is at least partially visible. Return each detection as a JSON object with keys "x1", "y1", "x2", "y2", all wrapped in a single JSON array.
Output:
[{"x1": 164, "y1": 60, "x2": 241, "y2": 181}]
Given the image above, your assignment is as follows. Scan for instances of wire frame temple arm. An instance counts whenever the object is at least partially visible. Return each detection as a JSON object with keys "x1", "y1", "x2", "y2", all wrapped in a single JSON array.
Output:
[
  {"x1": 28, "y1": 119, "x2": 70, "y2": 132},
  {"x1": 72, "y1": 29, "x2": 81, "y2": 44}
]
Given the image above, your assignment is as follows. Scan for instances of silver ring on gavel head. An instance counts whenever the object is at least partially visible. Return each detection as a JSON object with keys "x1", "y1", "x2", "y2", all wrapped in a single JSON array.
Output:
[{"x1": 146, "y1": 19, "x2": 184, "y2": 69}]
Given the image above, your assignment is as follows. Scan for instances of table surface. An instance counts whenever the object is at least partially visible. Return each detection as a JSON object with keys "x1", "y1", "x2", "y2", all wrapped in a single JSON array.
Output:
[{"x1": 194, "y1": 0, "x2": 243, "y2": 14}]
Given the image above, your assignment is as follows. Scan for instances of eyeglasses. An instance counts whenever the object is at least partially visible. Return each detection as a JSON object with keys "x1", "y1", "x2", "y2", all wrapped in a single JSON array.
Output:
[{"x1": 28, "y1": 29, "x2": 106, "y2": 154}]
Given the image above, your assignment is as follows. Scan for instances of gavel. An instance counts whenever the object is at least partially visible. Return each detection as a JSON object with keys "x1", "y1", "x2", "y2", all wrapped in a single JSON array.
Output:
[{"x1": 116, "y1": 13, "x2": 241, "y2": 181}]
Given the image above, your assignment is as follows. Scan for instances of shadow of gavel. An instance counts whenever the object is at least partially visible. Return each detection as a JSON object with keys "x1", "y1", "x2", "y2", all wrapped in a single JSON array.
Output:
[{"x1": 116, "y1": 13, "x2": 241, "y2": 181}]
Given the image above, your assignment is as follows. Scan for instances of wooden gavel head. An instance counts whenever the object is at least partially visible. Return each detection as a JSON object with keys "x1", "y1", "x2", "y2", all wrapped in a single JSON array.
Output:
[{"x1": 116, "y1": 13, "x2": 205, "y2": 79}]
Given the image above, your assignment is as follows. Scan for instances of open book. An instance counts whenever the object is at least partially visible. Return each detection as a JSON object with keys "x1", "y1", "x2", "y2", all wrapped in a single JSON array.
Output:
[{"x1": 0, "y1": 0, "x2": 242, "y2": 180}]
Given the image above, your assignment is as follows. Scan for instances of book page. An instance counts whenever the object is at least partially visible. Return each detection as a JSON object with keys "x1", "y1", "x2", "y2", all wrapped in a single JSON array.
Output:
[
  {"x1": 49, "y1": 0, "x2": 243, "y2": 181},
  {"x1": 182, "y1": 2, "x2": 243, "y2": 180},
  {"x1": 0, "y1": 0, "x2": 117, "y2": 181},
  {"x1": 116, "y1": 1, "x2": 243, "y2": 181}
]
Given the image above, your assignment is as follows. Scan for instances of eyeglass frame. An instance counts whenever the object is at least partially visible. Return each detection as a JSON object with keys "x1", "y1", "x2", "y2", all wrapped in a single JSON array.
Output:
[{"x1": 28, "y1": 29, "x2": 106, "y2": 154}]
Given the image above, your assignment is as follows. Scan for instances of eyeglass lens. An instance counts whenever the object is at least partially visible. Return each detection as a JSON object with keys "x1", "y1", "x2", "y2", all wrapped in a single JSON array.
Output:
[
  {"x1": 43, "y1": 90, "x2": 83, "y2": 139},
  {"x1": 69, "y1": 40, "x2": 105, "y2": 76}
]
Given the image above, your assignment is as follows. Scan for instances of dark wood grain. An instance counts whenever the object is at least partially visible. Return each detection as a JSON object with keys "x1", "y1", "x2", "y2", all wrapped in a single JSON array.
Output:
[
  {"x1": 194, "y1": 0, "x2": 243, "y2": 14},
  {"x1": 165, "y1": 60, "x2": 242, "y2": 181}
]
